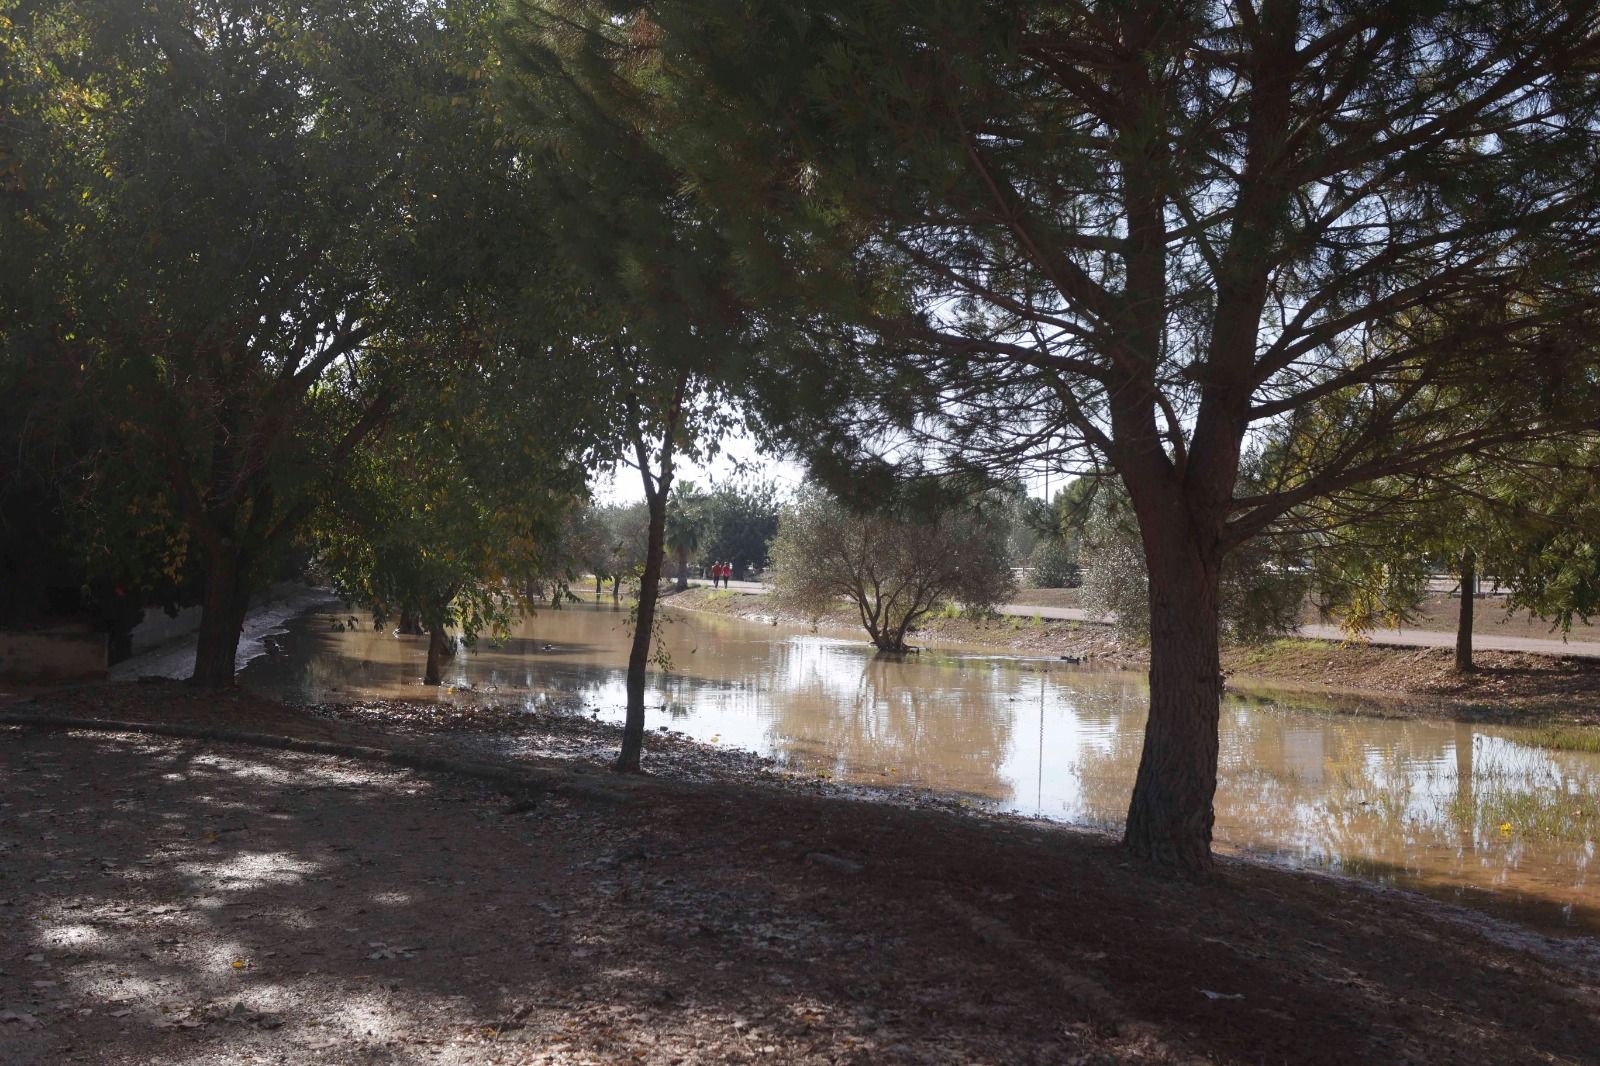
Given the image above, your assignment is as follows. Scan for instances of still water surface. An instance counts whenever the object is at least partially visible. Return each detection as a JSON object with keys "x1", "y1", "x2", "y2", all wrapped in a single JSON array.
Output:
[{"x1": 242, "y1": 600, "x2": 1600, "y2": 937}]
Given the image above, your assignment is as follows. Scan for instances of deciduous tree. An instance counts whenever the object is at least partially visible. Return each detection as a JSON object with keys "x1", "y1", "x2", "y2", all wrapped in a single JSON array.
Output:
[
  {"x1": 311, "y1": 358, "x2": 590, "y2": 685},
  {"x1": 2, "y1": 0, "x2": 535, "y2": 685}
]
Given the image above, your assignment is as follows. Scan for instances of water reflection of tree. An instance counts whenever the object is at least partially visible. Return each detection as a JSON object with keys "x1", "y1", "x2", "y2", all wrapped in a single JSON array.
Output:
[
  {"x1": 766, "y1": 649, "x2": 1016, "y2": 801},
  {"x1": 1064, "y1": 704, "x2": 1482, "y2": 872}
]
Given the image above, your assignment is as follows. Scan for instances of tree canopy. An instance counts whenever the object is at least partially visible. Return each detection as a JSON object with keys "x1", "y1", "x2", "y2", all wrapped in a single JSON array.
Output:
[
  {"x1": 771, "y1": 484, "x2": 1016, "y2": 652},
  {"x1": 2, "y1": 0, "x2": 554, "y2": 684},
  {"x1": 531, "y1": 0, "x2": 1600, "y2": 871}
]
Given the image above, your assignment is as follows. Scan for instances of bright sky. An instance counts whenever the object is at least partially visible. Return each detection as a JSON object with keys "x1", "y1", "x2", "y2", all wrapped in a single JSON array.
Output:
[
  {"x1": 592, "y1": 423, "x2": 1061, "y2": 506},
  {"x1": 591, "y1": 425, "x2": 809, "y2": 505}
]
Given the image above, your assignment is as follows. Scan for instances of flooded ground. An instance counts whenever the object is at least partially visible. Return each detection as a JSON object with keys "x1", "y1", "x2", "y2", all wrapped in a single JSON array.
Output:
[{"x1": 241, "y1": 599, "x2": 1600, "y2": 937}]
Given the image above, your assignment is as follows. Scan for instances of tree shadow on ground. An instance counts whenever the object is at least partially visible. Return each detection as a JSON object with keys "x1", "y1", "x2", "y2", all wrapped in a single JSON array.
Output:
[{"x1": 3, "y1": 726, "x2": 1599, "y2": 1064}]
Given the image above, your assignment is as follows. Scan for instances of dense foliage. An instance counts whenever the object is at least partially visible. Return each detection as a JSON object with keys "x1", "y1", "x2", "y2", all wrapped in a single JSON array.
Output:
[
  {"x1": 691, "y1": 480, "x2": 782, "y2": 580},
  {"x1": 311, "y1": 360, "x2": 591, "y2": 683},
  {"x1": 1, "y1": 0, "x2": 546, "y2": 683},
  {"x1": 770, "y1": 485, "x2": 1015, "y2": 652}
]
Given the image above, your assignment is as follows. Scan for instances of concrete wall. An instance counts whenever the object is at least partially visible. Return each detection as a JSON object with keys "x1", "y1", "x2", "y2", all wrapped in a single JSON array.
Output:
[{"x1": 0, "y1": 625, "x2": 108, "y2": 682}]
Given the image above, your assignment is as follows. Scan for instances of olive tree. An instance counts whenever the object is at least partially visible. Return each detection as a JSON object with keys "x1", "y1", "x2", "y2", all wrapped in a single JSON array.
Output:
[
  {"x1": 1081, "y1": 484, "x2": 1309, "y2": 645},
  {"x1": 770, "y1": 485, "x2": 1015, "y2": 652}
]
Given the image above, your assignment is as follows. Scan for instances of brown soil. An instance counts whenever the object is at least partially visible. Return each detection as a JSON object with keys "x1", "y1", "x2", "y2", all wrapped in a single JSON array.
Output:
[
  {"x1": 671, "y1": 588, "x2": 1600, "y2": 727},
  {"x1": 1225, "y1": 641, "x2": 1600, "y2": 725},
  {"x1": 4, "y1": 686, "x2": 1600, "y2": 1064}
]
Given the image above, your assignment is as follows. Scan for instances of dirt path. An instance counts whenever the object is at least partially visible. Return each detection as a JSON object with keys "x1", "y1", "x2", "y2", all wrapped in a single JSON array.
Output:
[{"x1": 4, "y1": 703, "x2": 1600, "y2": 1064}]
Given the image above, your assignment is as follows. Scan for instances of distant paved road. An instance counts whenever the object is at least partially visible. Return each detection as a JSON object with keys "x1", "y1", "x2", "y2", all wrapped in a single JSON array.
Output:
[
  {"x1": 684, "y1": 577, "x2": 769, "y2": 594},
  {"x1": 993, "y1": 603, "x2": 1600, "y2": 660}
]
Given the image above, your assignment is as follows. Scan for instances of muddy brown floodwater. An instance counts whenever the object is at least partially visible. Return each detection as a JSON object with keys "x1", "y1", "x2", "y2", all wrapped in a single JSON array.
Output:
[{"x1": 240, "y1": 599, "x2": 1600, "y2": 938}]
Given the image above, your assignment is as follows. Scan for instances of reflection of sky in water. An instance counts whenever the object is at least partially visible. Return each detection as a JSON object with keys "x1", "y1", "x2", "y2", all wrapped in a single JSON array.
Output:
[{"x1": 242, "y1": 601, "x2": 1600, "y2": 935}]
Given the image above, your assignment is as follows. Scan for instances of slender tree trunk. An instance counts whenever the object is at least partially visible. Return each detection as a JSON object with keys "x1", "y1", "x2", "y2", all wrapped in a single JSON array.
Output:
[
  {"x1": 618, "y1": 486, "x2": 668, "y2": 772},
  {"x1": 616, "y1": 375, "x2": 686, "y2": 772},
  {"x1": 610, "y1": 575, "x2": 621, "y2": 601},
  {"x1": 1122, "y1": 535, "x2": 1223, "y2": 877},
  {"x1": 595, "y1": 574, "x2": 603, "y2": 597},
  {"x1": 1455, "y1": 549, "x2": 1476, "y2": 673},
  {"x1": 190, "y1": 547, "x2": 250, "y2": 687},
  {"x1": 675, "y1": 548, "x2": 689, "y2": 592}
]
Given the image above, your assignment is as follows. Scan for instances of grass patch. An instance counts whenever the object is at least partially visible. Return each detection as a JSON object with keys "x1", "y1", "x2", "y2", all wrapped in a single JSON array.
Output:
[
  {"x1": 1450, "y1": 779, "x2": 1600, "y2": 842},
  {"x1": 1517, "y1": 725, "x2": 1600, "y2": 754}
]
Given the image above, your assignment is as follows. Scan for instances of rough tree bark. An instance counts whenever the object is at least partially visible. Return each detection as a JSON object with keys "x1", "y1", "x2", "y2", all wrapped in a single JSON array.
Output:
[
  {"x1": 1121, "y1": 518, "x2": 1224, "y2": 876},
  {"x1": 190, "y1": 545, "x2": 250, "y2": 688}
]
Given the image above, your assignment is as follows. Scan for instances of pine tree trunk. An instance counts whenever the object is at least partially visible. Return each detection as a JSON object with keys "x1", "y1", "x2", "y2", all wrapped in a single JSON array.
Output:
[
  {"x1": 1455, "y1": 549, "x2": 1476, "y2": 673},
  {"x1": 1122, "y1": 535, "x2": 1222, "y2": 877},
  {"x1": 190, "y1": 548, "x2": 250, "y2": 687},
  {"x1": 617, "y1": 488, "x2": 668, "y2": 772}
]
